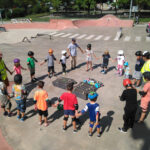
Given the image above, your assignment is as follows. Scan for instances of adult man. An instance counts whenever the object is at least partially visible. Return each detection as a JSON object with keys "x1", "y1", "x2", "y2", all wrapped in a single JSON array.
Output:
[
  {"x1": 0, "y1": 52, "x2": 12, "y2": 87},
  {"x1": 67, "y1": 38, "x2": 83, "y2": 70}
]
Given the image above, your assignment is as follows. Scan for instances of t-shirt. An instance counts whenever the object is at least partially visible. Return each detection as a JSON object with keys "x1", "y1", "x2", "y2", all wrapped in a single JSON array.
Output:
[
  {"x1": 102, "y1": 54, "x2": 110, "y2": 65},
  {"x1": 12, "y1": 84, "x2": 26, "y2": 101},
  {"x1": 27, "y1": 57, "x2": 35, "y2": 69},
  {"x1": 60, "y1": 55, "x2": 69, "y2": 64},
  {"x1": 0, "y1": 82, "x2": 6, "y2": 96},
  {"x1": 67, "y1": 43, "x2": 79, "y2": 57},
  {"x1": 125, "y1": 67, "x2": 130, "y2": 76},
  {"x1": 14, "y1": 66, "x2": 22, "y2": 75},
  {"x1": 117, "y1": 56, "x2": 125, "y2": 65},
  {"x1": 60, "y1": 92, "x2": 78, "y2": 110},
  {"x1": 0, "y1": 60, "x2": 7, "y2": 80},
  {"x1": 34, "y1": 89, "x2": 48, "y2": 111},
  {"x1": 45, "y1": 54, "x2": 56, "y2": 67},
  {"x1": 135, "y1": 58, "x2": 144, "y2": 71},
  {"x1": 86, "y1": 49, "x2": 93, "y2": 58},
  {"x1": 120, "y1": 88, "x2": 137, "y2": 110},
  {"x1": 81, "y1": 103, "x2": 100, "y2": 122}
]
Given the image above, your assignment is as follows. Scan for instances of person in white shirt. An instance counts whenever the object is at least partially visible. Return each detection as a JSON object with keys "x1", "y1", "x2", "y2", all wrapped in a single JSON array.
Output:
[
  {"x1": 60, "y1": 50, "x2": 69, "y2": 75},
  {"x1": 83, "y1": 44, "x2": 97, "y2": 71},
  {"x1": 67, "y1": 38, "x2": 83, "y2": 70}
]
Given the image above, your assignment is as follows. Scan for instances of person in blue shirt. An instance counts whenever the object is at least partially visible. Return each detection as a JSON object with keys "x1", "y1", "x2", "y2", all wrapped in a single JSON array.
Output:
[{"x1": 76, "y1": 92, "x2": 101, "y2": 137}]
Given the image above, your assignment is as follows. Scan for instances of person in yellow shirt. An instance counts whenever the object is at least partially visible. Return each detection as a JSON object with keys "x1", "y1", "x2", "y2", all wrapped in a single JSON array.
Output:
[{"x1": 34, "y1": 81, "x2": 49, "y2": 127}]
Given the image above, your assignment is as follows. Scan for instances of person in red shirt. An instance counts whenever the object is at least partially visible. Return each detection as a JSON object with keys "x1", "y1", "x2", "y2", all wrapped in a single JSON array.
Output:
[
  {"x1": 55, "y1": 82, "x2": 79, "y2": 133},
  {"x1": 34, "y1": 81, "x2": 49, "y2": 127}
]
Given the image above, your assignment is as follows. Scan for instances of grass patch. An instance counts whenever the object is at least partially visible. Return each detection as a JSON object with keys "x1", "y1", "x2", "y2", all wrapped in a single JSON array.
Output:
[{"x1": 139, "y1": 18, "x2": 150, "y2": 23}]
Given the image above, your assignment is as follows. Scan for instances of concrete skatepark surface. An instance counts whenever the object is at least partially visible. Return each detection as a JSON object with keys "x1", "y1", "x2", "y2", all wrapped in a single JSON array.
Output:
[
  {"x1": 2, "y1": 15, "x2": 134, "y2": 31},
  {"x1": 0, "y1": 24, "x2": 150, "y2": 150}
]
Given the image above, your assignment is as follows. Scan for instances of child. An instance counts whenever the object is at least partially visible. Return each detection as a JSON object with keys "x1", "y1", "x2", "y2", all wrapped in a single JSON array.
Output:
[
  {"x1": 76, "y1": 92, "x2": 101, "y2": 137},
  {"x1": 119, "y1": 79, "x2": 137, "y2": 133},
  {"x1": 83, "y1": 44, "x2": 96, "y2": 71},
  {"x1": 27, "y1": 51, "x2": 38, "y2": 83},
  {"x1": 54, "y1": 82, "x2": 78, "y2": 133},
  {"x1": 116, "y1": 50, "x2": 125, "y2": 76},
  {"x1": 0, "y1": 73, "x2": 12, "y2": 117},
  {"x1": 124, "y1": 61, "x2": 130, "y2": 79},
  {"x1": 60, "y1": 50, "x2": 69, "y2": 75},
  {"x1": 98, "y1": 51, "x2": 112, "y2": 74},
  {"x1": 12, "y1": 58, "x2": 27, "y2": 75},
  {"x1": 34, "y1": 81, "x2": 49, "y2": 127},
  {"x1": 138, "y1": 72, "x2": 150, "y2": 122},
  {"x1": 40, "y1": 49, "x2": 57, "y2": 78},
  {"x1": 132, "y1": 51, "x2": 144, "y2": 87},
  {"x1": 11, "y1": 74, "x2": 27, "y2": 121}
]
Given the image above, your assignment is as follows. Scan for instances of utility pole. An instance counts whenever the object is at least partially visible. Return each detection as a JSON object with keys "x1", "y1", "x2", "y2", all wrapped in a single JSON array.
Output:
[{"x1": 129, "y1": 0, "x2": 133, "y2": 18}]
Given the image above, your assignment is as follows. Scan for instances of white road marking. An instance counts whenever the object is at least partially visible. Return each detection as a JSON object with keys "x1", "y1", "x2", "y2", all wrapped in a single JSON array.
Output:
[
  {"x1": 135, "y1": 36, "x2": 141, "y2": 42},
  {"x1": 53, "y1": 33, "x2": 65, "y2": 37},
  {"x1": 94, "y1": 35, "x2": 103, "y2": 41},
  {"x1": 61, "y1": 33, "x2": 72, "y2": 37},
  {"x1": 124, "y1": 36, "x2": 131, "y2": 42},
  {"x1": 146, "y1": 36, "x2": 150, "y2": 42},
  {"x1": 49, "y1": 32, "x2": 58, "y2": 35},
  {"x1": 69, "y1": 34, "x2": 80, "y2": 38},
  {"x1": 85, "y1": 35, "x2": 95, "y2": 40},
  {"x1": 77, "y1": 34, "x2": 87, "y2": 39},
  {"x1": 104, "y1": 36, "x2": 111, "y2": 41}
]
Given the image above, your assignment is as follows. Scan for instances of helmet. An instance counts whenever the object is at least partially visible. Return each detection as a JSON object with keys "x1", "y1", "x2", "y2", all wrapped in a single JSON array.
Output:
[
  {"x1": 14, "y1": 58, "x2": 20, "y2": 63},
  {"x1": 142, "y1": 51, "x2": 150, "y2": 59},
  {"x1": 88, "y1": 91, "x2": 98, "y2": 100},
  {"x1": 118, "y1": 50, "x2": 124, "y2": 55},
  {"x1": 124, "y1": 61, "x2": 129, "y2": 66},
  {"x1": 49, "y1": 48, "x2": 53, "y2": 53},
  {"x1": 87, "y1": 44, "x2": 91, "y2": 49},
  {"x1": 62, "y1": 50, "x2": 67, "y2": 55},
  {"x1": 143, "y1": 72, "x2": 150, "y2": 81},
  {"x1": 123, "y1": 79, "x2": 132, "y2": 87},
  {"x1": 28, "y1": 51, "x2": 34, "y2": 56},
  {"x1": 14, "y1": 74, "x2": 22, "y2": 85},
  {"x1": 135, "y1": 51, "x2": 142, "y2": 56}
]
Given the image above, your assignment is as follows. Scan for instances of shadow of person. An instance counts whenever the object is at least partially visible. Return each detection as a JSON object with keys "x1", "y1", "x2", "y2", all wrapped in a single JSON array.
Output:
[
  {"x1": 100, "y1": 110, "x2": 115, "y2": 134},
  {"x1": 24, "y1": 109, "x2": 37, "y2": 120},
  {"x1": 131, "y1": 122, "x2": 150, "y2": 150},
  {"x1": 107, "y1": 66, "x2": 116, "y2": 73},
  {"x1": 48, "y1": 97, "x2": 59, "y2": 107}
]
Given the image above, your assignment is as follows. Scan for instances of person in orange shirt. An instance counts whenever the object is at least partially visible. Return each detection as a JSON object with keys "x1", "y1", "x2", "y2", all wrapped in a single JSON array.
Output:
[{"x1": 34, "y1": 81, "x2": 49, "y2": 127}]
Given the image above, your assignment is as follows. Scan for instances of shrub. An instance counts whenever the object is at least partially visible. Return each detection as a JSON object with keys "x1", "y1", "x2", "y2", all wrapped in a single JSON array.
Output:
[{"x1": 12, "y1": 8, "x2": 25, "y2": 18}]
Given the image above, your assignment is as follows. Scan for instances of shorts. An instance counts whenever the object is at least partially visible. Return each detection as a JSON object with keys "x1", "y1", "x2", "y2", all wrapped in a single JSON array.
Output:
[
  {"x1": 48, "y1": 66, "x2": 54, "y2": 73},
  {"x1": 3, "y1": 78, "x2": 9, "y2": 87},
  {"x1": 86, "y1": 57, "x2": 92, "y2": 62},
  {"x1": 29, "y1": 68, "x2": 35, "y2": 76},
  {"x1": 38, "y1": 109, "x2": 48, "y2": 117},
  {"x1": 16, "y1": 100, "x2": 26, "y2": 113},
  {"x1": 64, "y1": 110, "x2": 75, "y2": 116},
  {"x1": 133, "y1": 71, "x2": 142, "y2": 80},
  {"x1": 0, "y1": 95, "x2": 11, "y2": 109},
  {"x1": 102, "y1": 63, "x2": 108, "y2": 68}
]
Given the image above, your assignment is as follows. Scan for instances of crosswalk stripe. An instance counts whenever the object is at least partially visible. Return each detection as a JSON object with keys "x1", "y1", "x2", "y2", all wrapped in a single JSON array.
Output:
[
  {"x1": 104, "y1": 36, "x2": 111, "y2": 41},
  {"x1": 69, "y1": 34, "x2": 80, "y2": 38},
  {"x1": 85, "y1": 35, "x2": 95, "y2": 40},
  {"x1": 49, "y1": 32, "x2": 58, "y2": 35},
  {"x1": 124, "y1": 36, "x2": 131, "y2": 42},
  {"x1": 135, "y1": 36, "x2": 141, "y2": 42},
  {"x1": 146, "y1": 36, "x2": 150, "y2": 42},
  {"x1": 94, "y1": 35, "x2": 103, "y2": 40},
  {"x1": 61, "y1": 33, "x2": 72, "y2": 37},
  {"x1": 53, "y1": 33, "x2": 65, "y2": 37},
  {"x1": 77, "y1": 34, "x2": 87, "y2": 39}
]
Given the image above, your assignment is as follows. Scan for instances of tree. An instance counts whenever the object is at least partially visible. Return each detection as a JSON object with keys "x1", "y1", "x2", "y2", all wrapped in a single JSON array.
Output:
[
  {"x1": 135, "y1": 0, "x2": 150, "y2": 10},
  {"x1": 50, "y1": 0, "x2": 62, "y2": 12}
]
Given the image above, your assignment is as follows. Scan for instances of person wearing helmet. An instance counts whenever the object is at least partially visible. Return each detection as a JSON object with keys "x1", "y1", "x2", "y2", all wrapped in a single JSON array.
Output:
[
  {"x1": 12, "y1": 58, "x2": 27, "y2": 75},
  {"x1": 11, "y1": 74, "x2": 27, "y2": 122},
  {"x1": 132, "y1": 51, "x2": 144, "y2": 87},
  {"x1": 118, "y1": 79, "x2": 137, "y2": 133},
  {"x1": 138, "y1": 72, "x2": 150, "y2": 123},
  {"x1": 83, "y1": 44, "x2": 97, "y2": 71},
  {"x1": 76, "y1": 92, "x2": 101, "y2": 137},
  {"x1": 141, "y1": 51, "x2": 150, "y2": 82},
  {"x1": 124, "y1": 61, "x2": 130, "y2": 79},
  {"x1": 67, "y1": 38, "x2": 83, "y2": 70},
  {"x1": 27, "y1": 51, "x2": 38, "y2": 83},
  {"x1": 0, "y1": 52, "x2": 12, "y2": 87},
  {"x1": 60, "y1": 50, "x2": 70, "y2": 75},
  {"x1": 40, "y1": 48, "x2": 57, "y2": 78},
  {"x1": 115, "y1": 50, "x2": 125, "y2": 76}
]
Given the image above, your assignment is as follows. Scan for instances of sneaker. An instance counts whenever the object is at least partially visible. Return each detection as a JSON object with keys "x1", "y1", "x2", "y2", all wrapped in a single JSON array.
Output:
[
  {"x1": 97, "y1": 133, "x2": 101, "y2": 138},
  {"x1": 31, "y1": 79, "x2": 36, "y2": 83},
  {"x1": 101, "y1": 70, "x2": 104, "y2": 73},
  {"x1": 73, "y1": 129, "x2": 78, "y2": 133},
  {"x1": 8, "y1": 113, "x2": 12, "y2": 118},
  {"x1": 118, "y1": 127, "x2": 127, "y2": 133},
  {"x1": 62, "y1": 72, "x2": 66, "y2": 75},
  {"x1": 48, "y1": 75, "x2": 51, "y2": 78},
  {"x1": 3, "y1": 111, "x2": 8, "y2": 116},
  {"x1": 88, "y1": 132, "x2": 92, "y2": 137},
  {"x1": 34, "y1": 78, "x2": 38, "y2": 81},
  {"x1": 17, "y1": 115, "x2": 21, "y2": 120},
  {"x1": 62, "y1": 127, "x2": 67, "y2": 132},
  {"x1": 44, "y1": 122, "x2": 49, "y2": 127},
  {"x1": 104, "y1": 70, "x2": 107, "y2": 74},
  {"x1": 20, "y1": 117, "x2": 25, "y2": 122}
]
